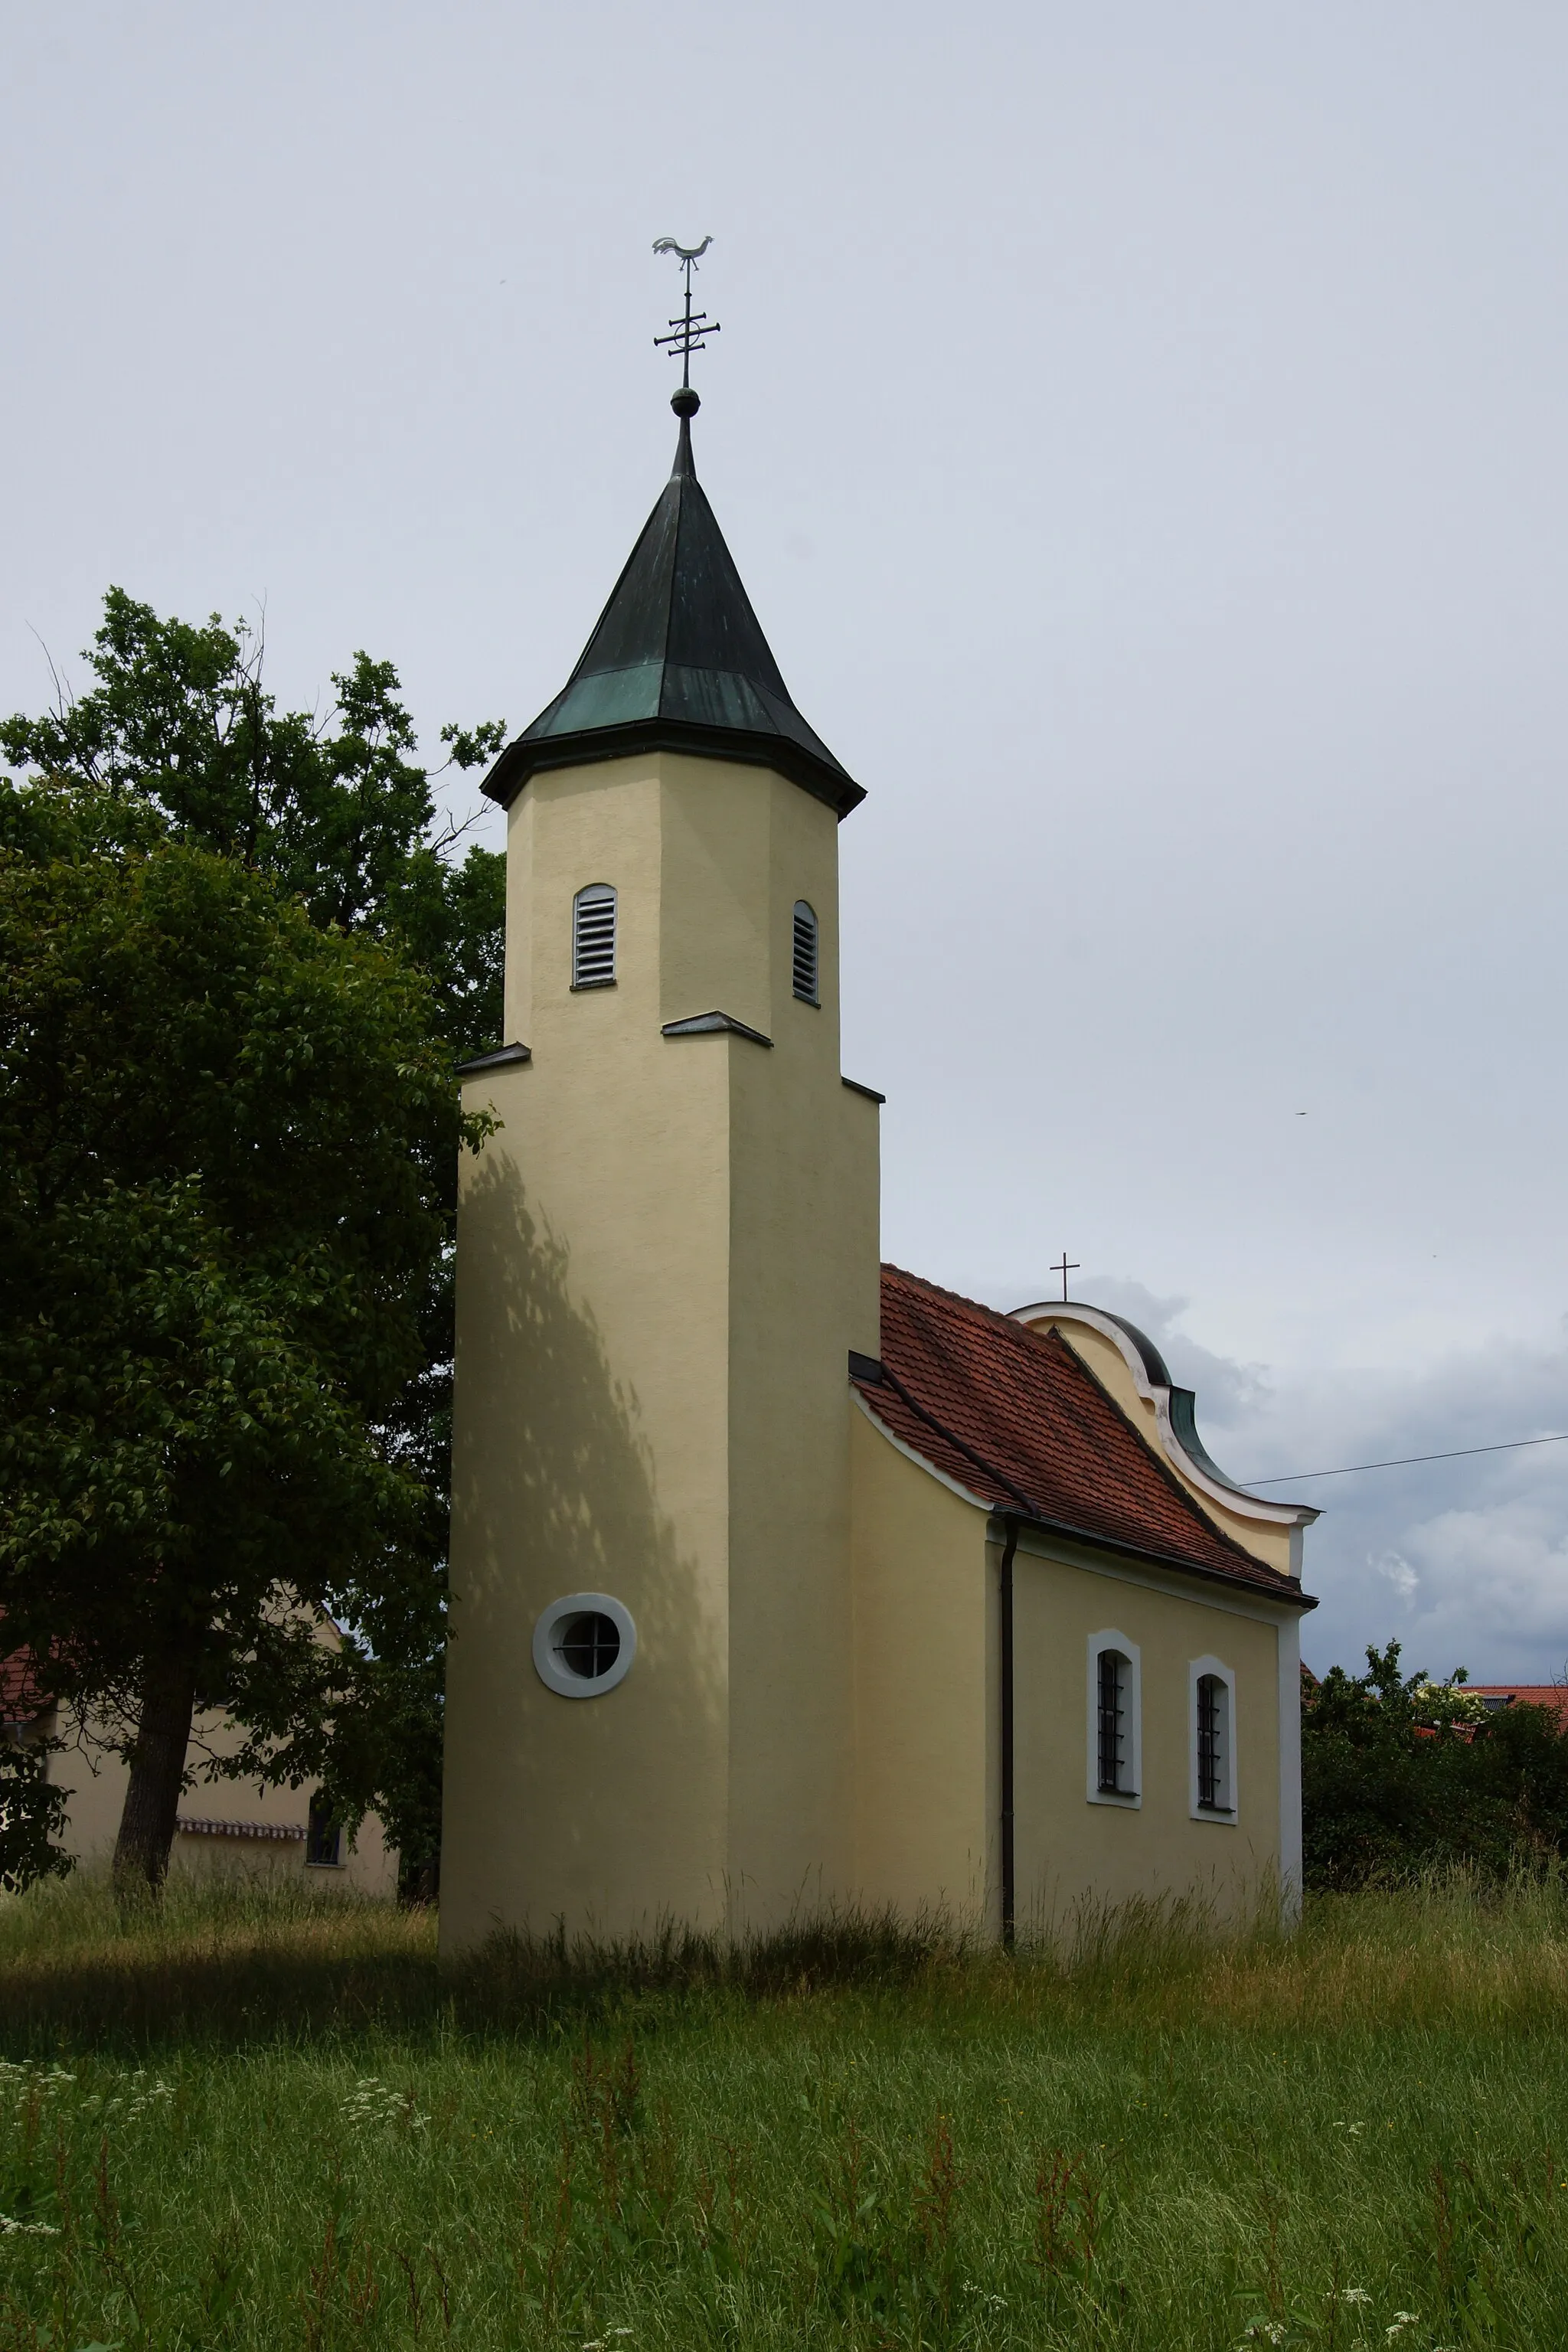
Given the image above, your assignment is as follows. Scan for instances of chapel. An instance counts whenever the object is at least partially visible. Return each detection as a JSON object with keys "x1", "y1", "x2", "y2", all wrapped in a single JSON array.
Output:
[{"x1": 439, "y1": 368, "x2": 1318, "y2": 1952}]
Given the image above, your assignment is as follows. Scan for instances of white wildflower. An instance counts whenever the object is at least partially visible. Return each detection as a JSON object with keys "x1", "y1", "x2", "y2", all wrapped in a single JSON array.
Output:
[
  {"x1": 340, "y1": 2077, "x2": 427, "y2": 2135},
  {"x1": 121, "y1": 2079, "x2": 174, "y2": 2122},
  {"x1": 0, "y1": 2216, "x2": 60, "y2": 2237},
  {"x1": 1387, "y1": 2320, "x2": 1419, "y2": 2340},
  {"x1": 1340, "y1": 2288, "x2": 1373, "y2": 2304},
  {"x1": 1, "y1": 2062, "x2": 78, "y2": 2115}
]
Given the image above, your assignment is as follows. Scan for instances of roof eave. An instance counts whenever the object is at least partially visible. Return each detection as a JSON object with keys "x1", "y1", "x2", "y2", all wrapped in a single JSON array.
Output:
[
  {"x1": 482, "y1": 717, "x2": 865, "y2": 819},
  {"x1": 991, "y1": 1503, "x2": 1318, "y2": 1610},
  {"x1": 851, "y1": 1368, "x2": 1318, "y2": 1612}
]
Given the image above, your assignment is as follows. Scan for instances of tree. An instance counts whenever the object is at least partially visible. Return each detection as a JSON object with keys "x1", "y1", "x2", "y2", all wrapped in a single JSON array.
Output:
[
  {"x1": 1302, "y1": 1641, "x2": 1568, "y2": 1887},
  {"x1": 0, "y1": 1744, "x2": 70, "y2": 1895},
  {"x1": 0, "y1": 591, "x2": 509, "y2": 1888},
  {"x1": 0, "y1": 586, "x2": 507, "y2": 1054},
  {"x1": 0, "y1": 1651, "x2": 70, "y2": 1894},
  {"x1": 0, "y1": 833, "x2": 492, "y2": 1893}
]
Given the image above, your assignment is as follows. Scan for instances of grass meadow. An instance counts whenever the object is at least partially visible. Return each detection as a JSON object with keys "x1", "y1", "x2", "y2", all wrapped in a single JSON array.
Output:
[{"x1": 0, "y1": 1875, "x2": 1566, "y2": 2350}]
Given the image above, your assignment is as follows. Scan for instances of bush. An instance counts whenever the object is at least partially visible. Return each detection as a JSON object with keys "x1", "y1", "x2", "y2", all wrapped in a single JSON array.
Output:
[{"x1": 1302, "y1": 1640, "x2": 1568, "y2": 1886}]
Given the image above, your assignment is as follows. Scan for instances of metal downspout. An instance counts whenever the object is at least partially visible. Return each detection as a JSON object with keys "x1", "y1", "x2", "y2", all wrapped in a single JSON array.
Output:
[{"x1": 999, "y1": 1514, "x2": 1019, "y2": 1949}]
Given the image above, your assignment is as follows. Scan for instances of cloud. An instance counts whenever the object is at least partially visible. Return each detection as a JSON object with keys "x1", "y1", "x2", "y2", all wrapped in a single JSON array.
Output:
[
  {"x1": 1378, "y1": 1504, "x2": 1568, "y2": 1678},
  {"x1": 1058, "y1": 1276, "x2": 1274, "y2": 1426},
  {"x1": 1373, "y1": 1551, "x2": 1419, "y2": 1602},
  {"x1": 1014, "y1": 1281, "x2": 1568, "y2": 1684},
  {"x1": 1206, "y1": 1331, "x2": 1568, "y2": 1681}
]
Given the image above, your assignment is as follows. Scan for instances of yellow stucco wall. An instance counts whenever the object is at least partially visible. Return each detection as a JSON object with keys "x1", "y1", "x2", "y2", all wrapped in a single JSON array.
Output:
[
  {"x1": 1008, "y1": 1530, "x2": 1285, "y2": 1930},
  {"x1": 849, "y1": 1399, "x2": 995, "y2": 1928},
  {"x1": 443, "y1": 743, "x2": 1303, "y2": 1952},
  {"x1": 848, "y1": 1406, "x2": 1298, "y2": 1936},
  {"x1": 441, "y1": 752, "x2": 879, "y2": 1952}
]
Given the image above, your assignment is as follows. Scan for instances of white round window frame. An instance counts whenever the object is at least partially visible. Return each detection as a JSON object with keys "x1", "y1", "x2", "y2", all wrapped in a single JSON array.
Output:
[{"x1": 531, "y1": 1592, "x2": 637, "y2": 1699}]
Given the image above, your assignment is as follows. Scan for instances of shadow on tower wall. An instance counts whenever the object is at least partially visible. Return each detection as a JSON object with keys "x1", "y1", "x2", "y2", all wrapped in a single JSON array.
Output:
[{"x1": 445, "y1": 1146, "x2": 727, "y2": 1938}]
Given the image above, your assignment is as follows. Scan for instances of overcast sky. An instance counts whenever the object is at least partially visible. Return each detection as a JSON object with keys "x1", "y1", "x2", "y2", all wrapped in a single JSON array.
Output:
[{"x1": 6, "y1": 1, "x2": 1568, "y2": 1678}]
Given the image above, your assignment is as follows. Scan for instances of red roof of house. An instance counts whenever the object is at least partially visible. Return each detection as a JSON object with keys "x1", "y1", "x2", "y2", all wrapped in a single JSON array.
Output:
[
  {"x1": 859, "y1": 1266, "x2": 1308, "y2": 1605},
  {"x1": 1471, "y1": 1685, "x2": 1568, "y2": 1725},
  {"x1": 0, "y1": 1650, "x2": 47, "y2": 1724}
]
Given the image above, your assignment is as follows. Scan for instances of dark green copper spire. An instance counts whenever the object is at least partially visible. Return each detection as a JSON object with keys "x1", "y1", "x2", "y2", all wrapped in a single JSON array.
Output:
[{"x1": 482, "y1": 394, "x2": 863, "y2": 818}]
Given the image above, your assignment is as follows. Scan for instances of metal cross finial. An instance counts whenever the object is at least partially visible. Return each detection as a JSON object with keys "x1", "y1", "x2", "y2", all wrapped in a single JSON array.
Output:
[
  {"x1": 1052, "y1": 1253, "x2": 1080, "y2": 1303},
  {"x1": 652, "y1": 236, "x2": 720, "y2": 413}
]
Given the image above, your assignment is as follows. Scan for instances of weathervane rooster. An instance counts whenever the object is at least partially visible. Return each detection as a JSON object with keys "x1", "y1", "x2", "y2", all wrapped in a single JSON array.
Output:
[{"x1": 652, "y1": 235, "x2": 720, "y2": 410}]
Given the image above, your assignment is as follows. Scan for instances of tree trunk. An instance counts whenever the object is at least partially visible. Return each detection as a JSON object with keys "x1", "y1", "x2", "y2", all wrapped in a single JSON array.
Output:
[{"x1": 112, "y1": 1646, "x2": 199, "y2": 1901}]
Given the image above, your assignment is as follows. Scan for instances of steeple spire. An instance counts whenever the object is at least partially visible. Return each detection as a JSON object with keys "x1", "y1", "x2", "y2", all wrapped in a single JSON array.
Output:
[{"x1": 482, "y1": 250, "x2": 862, "y2": 819}]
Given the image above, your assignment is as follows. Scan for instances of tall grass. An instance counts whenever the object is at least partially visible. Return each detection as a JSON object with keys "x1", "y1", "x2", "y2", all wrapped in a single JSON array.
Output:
[{"x1": 0, "y1": 1870, "x2": 1564, "y2": 2347}]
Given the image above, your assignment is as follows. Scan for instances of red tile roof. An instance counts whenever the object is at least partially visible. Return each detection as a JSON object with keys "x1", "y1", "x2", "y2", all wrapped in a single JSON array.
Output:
[
  {"x1": 1471, "y1": 1685, "x2": 1568, "y2": 1726},
  {"x1": 860, "y1": 1266, "x2": 1308, "y2": 1605},
  {"x1": 0, "y1": 1649, "x2": 48, "y2": 1724}
]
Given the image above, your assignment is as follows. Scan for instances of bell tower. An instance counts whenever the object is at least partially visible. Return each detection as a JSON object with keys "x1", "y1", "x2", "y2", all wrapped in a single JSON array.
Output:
[{"x1": 439, "y1": 344, "x2": 880, "y2": 1948}]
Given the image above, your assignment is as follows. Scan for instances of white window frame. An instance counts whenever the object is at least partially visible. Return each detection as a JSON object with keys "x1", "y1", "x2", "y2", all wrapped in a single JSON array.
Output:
[
  {"x1": 1189, "y1": 1655, "x2": 1237, "y2": 1822},
  {"x1": 532, "y1": 1592, "x2": 637, "y2": 1700},
  {"x1": 571, "y1": 883, "x2": 617, "y2": 990},
  {"x1": 791, "y1": 900, "x2": 819, "y2": 1005},
  {"x1": 1086, "y1": 1631, "x2": 1142, "y2": 1807}
]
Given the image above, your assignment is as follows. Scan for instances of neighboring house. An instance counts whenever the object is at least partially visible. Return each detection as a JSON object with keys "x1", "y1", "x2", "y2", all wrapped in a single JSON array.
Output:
[
  {"x1": 1470, "y1": 1685, "x2": 1568, "y2": 1726},
  {"x1": 438, "y1": 381, "x2": 1319, "y2": 1953},
  {"x1": 2, "y1": 1638, "x2": 396, "y2": 1894}
]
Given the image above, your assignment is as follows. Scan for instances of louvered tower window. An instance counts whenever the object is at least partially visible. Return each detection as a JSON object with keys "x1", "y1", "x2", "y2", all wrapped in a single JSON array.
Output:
[
  {"x1": 792, "y1": 900, "x2": 819, "y2": 1004},
  {"x1": 1097, "y1": 1649, "x2": 1130, "y2": 1793},
  {"x1": 572, "y1": 884, "x2": 617, "y2": 989}
]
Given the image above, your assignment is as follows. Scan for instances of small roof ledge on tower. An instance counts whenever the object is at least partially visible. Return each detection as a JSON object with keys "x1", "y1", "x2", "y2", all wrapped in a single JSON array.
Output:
[
  {"x1": 483, "y1": 416, "x2": 864, "y2": 818},
  {"x1": 455, "y1": 1040, "x2": 532, "y2": 1078},
  {"x1": 1008, "y1": 1298, "x2": 1319, "y2": 1531},
  {"x1": 662, "y1": 1010, "x2": 773, "y2": 1047}
]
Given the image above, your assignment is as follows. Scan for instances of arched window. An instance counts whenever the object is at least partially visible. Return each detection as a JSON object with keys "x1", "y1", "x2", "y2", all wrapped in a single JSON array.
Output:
[
  {"x1": 572, "y1": 884, "x2": 617, "y2": 989},
  {"x1": 792, "y1": 900, "x2": 819, "y2": 1004},
  {"x1": 1087, "y1": 1632, "x2": 1142, "y2": 1805},
  {"x1": 1098, "y1": 1650, "x2": 1130, "y2": 1790},
  {"x1": 1191, "y1": 1658, "x2": 1236, "y2": 1819}
]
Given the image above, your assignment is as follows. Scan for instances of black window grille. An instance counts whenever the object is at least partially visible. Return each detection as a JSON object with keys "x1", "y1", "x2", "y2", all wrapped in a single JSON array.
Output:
[
  {"x1": 305, "y1": 1795, "x2": 342, "y2": 1867},
  {"x1": 573, "y1": 884, "x2": 617, "y2": 988},
  {"x1": 554, "y1": 1611, "x2": 621, "y2": 1681},
  {"x1": 1197, "y1": 1674, "x2": 1226, "y2": 1809},
  {"x1": 792, "y1": 901, "x2": 819, "y2": 1004},
  {"x1": 1097, "y1": 1649, "x2": 1128, "y2": 1792}
]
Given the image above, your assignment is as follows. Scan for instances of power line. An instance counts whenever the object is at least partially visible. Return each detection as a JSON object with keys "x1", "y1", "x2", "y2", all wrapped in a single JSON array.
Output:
[{"x1": 1243, "y1": 1431, "x2": 1568, "y2": 1486}]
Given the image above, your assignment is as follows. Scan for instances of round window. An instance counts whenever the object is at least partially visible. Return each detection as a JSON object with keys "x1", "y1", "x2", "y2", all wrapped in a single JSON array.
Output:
[
  {"x1": 531, "y1": 1592, "x2": 636, "y2": 1698},
  {"x1": 556, "y1": 1611, "x2": 619, "y2": 1679}
]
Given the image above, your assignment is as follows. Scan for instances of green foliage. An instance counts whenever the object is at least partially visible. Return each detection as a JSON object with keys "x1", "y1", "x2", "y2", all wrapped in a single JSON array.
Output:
[
  {"x1": 0, "y1": 588, "x2": 507, "y2": 1057},
  {"x1": 0, "y1": 836, "x2": 490, "y2": 1862},
  {"x1": 0, "y1": 1737, "x2": 70, "y2": 1894},
  {"x1": 2, "y1": 1875, "x2": 1568, "y2": 2347},
  {"x1": 1302, "y1": 1640, "x2": 1568, "y2": 1887},
  {"x1": 0, "y1": 589, "x2": 511, "y2": 1875}
]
